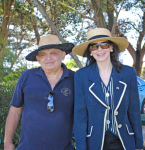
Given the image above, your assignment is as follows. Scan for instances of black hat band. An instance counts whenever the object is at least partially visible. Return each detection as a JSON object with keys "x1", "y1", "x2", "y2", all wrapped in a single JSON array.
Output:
[{"x1": 88, "y1": 35, "x2": 109, "y2": 41}]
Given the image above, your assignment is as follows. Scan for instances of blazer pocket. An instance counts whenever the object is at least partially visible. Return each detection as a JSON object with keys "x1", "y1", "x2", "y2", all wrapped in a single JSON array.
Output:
[
  {"x1": 125, "y1": 124, "x2": 134, "y2": 135},
  {"x1": 86, "y1": 126, "x2": 93, "y2": 137}
]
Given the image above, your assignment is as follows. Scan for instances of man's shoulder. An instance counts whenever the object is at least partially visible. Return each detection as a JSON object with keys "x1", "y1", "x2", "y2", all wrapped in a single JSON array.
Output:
[
  {"x1": 68, "y1": 69, "x2": 75, "y2": 75},
  {"x1": 22, "y1": 67, "x2": 40, "y2": 76},
  {"x1": 18, "y1": 67, "x2": 40, "y2": 82}
]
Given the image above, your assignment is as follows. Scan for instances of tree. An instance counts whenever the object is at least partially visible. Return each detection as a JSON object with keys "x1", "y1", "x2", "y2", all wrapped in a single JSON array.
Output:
[
  {"x1": 57, "y1": 0, "x2": 145, "y2": 76},
  {"x1": 116, "y1": 1, "x2": 145, "y2": 76},
  {"x1": 0, "y1": 0, "x2": 16, "y2": 77},
  {"x1": 31, "y1": 0, "x2": 83, "y2": 68},
  {"x1": 0, "y1": 0, "x2": 50, "y2": 76}
]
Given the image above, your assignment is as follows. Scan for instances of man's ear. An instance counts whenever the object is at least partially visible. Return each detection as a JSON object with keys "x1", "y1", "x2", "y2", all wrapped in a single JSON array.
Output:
[
  {"x1": 62, "y1": 51, "x2": 66, "y2": 61},
  {"x1": 36, "y1": 55, "x2": 40, "y2": 62}
]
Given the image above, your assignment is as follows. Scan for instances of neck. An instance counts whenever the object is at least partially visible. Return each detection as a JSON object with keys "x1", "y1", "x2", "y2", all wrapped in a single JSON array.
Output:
[
  {"x1": 97, "y1": 61, "x2": 112, "y2": 73},
  {"x1": 44, "y1": 67, "x2": 63, "y2": 79},
  {"x1": 43, "y1": 66, "x2": 63, "y2": 90}
]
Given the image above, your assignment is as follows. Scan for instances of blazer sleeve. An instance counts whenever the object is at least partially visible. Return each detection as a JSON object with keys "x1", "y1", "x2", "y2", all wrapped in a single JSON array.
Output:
[
  {"x1": 74, "y1": 71, "x2": 88, "y2": 150},
  {"x1": 128, "y1": 68, "x2": 143, "y2": 149}
]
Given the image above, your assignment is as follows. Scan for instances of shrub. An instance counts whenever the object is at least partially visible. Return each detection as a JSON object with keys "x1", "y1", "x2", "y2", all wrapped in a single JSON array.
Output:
[{"x1": 0, "y1": 67, "x2": 27, "y2": 149}]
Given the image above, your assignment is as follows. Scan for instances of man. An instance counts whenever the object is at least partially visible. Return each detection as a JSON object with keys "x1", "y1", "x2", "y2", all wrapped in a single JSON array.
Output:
[{"x1": 4, "y1": 35, "x2": 75, "y2": 150}]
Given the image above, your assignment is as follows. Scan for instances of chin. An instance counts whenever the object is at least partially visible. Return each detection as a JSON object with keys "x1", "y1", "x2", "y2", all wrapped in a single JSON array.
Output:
[{"x1": 42, "y1": 66, "x2": 55, "y2": 70}]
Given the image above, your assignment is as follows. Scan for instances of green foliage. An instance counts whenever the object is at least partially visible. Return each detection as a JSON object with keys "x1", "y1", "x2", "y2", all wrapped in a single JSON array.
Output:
[
  {"x1": 65, "y1": 60, "x2": 81, "y2": 69},
  {"x1": 0, "y1": 67, "x2": 27, "y2": 149}
]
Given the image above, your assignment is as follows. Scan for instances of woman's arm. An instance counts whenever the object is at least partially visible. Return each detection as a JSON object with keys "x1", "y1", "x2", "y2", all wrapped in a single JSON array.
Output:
[{"x1": 128, "y1": 68, "x2": 143, "y2": 149}]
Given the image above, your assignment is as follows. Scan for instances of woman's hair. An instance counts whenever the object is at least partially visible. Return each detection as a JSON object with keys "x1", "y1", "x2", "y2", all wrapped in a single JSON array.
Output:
[{"x1": 83, "y1": 40, "x2": 122, "y2": 73}]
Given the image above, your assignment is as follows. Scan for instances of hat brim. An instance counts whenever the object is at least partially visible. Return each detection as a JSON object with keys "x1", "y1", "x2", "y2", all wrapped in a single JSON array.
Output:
[
  {"x1": 26, "y1": 43, "x2": 74, "y2": 61},
  {"x1": 72, "y1": 37, "x2": 129, "y2": 56}
]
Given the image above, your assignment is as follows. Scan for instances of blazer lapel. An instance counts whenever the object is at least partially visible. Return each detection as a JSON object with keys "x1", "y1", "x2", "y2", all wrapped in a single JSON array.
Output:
[
  {"x1": 89, "y1": 63, "x2": 107, "y2": 107},
  {"x1": 113, "y1": 66, "x2": 127, "y2": 110}
]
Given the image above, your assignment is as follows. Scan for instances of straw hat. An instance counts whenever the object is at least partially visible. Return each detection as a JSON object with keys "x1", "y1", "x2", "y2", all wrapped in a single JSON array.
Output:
[
  {"x1": 26, "y1": 35, "x2": 74, "y2": 61},
  {"x1": 72, "y1": 28, "x2": 129, "y2": 56}
]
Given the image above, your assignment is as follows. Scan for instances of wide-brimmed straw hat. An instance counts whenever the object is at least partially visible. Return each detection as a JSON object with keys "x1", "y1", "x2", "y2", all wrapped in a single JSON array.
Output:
[
  {"x1": 72, "y1": 28, "x2": 129, "y2": 56},
  {"x1": 26, "y1": 35, "x2": 74, "y2": 61}
]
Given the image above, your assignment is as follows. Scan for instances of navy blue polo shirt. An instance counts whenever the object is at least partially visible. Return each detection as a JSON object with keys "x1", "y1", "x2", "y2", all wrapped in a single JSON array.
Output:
[{"x1": 11, "y1": 63, "x2": 74, "y2": 150}]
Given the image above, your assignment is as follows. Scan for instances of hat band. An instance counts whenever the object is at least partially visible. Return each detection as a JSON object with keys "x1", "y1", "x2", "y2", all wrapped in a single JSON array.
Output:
[
  {"x1": 88, "y1": 35, "x2": 110, "y2": 41},
  {"x1": 38, "y1": 44, "x2": 57, "y2": 50}
]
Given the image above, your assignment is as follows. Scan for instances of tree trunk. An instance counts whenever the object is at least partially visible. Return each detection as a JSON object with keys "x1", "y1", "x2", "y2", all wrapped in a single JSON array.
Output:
[
  {"x1": 91, "y1": 0, "x2": 106, "y2": 27},
  {"x1": 107, "y1": 0, "x2": 114, "y2": 31},
  {"x1": 134, "y1": 50, "x2": 142, "y2": 76}
]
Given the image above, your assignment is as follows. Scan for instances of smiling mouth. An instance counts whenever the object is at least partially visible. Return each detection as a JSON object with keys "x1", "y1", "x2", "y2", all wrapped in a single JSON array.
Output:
[
  {"x1": 45, "y1": 62, "x2": 54, "y2": 64},
  {"x1": 97, "y1": 53, "x2": 105, "y2": 56}
]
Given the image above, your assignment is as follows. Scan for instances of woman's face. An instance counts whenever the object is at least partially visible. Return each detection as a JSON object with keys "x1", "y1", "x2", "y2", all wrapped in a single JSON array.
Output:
[{"x1": 89, "y1": 40, "x2": 113, "y2": 63}]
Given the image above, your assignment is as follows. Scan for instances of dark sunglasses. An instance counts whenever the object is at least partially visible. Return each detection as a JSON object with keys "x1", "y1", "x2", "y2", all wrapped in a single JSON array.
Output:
[
  {"x1": 45, "y1": 92, "x2": 55, "y2": 112},
  {"x1": 89, "y1": 42, "x2": 110, "y2": 51}
]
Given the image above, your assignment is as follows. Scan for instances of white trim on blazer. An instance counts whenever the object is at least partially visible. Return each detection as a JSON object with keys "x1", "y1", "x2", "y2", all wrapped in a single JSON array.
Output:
[
  {"x1": 89, "y1": 83, "x2": 108, "y2": 150},
  {"x1": 89, "y1": 83, "x2": 108, "y2": 108},
  {"x1": 125, "y1": 125, "x2": 134, "y2": 135},
  {"x1": 89, "y1": 81, "x2": 127, "y2": 150},
  {"x1": 114, "y1": 81, "x2": 127, "y2": 150},
  {"x1": 101, "y1": 109, "x2": 108, "y2": 150},
  {"x1": 86, "y1": 126, "x2": 93, "y2": 137}
]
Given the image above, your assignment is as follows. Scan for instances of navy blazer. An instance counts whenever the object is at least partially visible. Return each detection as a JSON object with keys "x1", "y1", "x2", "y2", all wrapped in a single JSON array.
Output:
[{"x1": 74, "y1": 63, "x2": 143, "y2": 150}]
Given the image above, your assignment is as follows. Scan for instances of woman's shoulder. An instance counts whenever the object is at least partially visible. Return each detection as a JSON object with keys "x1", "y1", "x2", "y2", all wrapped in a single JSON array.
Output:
[{"x1": 121, "y1": 65, "x2": 136, "y2": 75}]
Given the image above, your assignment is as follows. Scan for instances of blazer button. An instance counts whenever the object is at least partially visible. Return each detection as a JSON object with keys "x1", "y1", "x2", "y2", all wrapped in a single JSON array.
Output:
[
  {"x1": 114, "y1": 111, "x2": 118, "y2": 115},
  {"x1": 106, "y1": 120, "x2": 110, "y2": 124},
  {"x1": 106, "y1": 93, "x2": 109, "y2": 97},
  {"x1": 118, "y1": 124, "x2": 122, "y2": 128},
  {"x1": 107, "y1": 106, "x2": 110, "y2": 110}
]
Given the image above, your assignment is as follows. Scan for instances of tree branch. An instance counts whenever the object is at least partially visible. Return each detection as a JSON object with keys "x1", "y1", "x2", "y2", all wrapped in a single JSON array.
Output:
[
  {"x1": 118, "y1": 0, "x2": 125, "y2": 15},
  {"x1": 15, "y1": 34, "x2": 25, "y2": 56},
  {"x1": 107, "y1": 0, "x2": 118, "y2": 15},
  {"x1": 127, "y1": 43, "x2": 136, "y2": 61},
  {"x1": 143, "y1": 46, "x2": 145, "y2": 55},
  {"x1": 123, "y1": 21, "x2": 140, "y2": 32},
  {"x1": 29, "y1": 0, "x2": 40, "y2": 45},
  {"x1": 108, "y1": 0, "x2": 125, "y2": 35},
  {"x1": 10, "y1": 38, "x2": 37, "y2": 70},
  {"x1": 58, "y1": 1, "x2": 97, "y2": 22}
]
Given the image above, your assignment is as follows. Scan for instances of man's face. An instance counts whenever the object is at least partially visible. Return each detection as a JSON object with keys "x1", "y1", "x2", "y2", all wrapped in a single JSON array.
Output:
[{"x1": 36, "y1": 49, "x2": 66, "y2": 72}]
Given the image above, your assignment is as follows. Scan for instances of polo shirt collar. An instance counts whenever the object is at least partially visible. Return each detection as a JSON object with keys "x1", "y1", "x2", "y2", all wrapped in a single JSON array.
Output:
[{"x1": 35, "y1": 63, "x2": 69, "y2": 79}]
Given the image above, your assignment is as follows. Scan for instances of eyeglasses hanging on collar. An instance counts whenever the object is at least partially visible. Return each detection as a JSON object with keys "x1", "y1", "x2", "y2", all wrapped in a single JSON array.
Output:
[{"x1": 45, "y1": 92, "x2": 55, "y2": 112}]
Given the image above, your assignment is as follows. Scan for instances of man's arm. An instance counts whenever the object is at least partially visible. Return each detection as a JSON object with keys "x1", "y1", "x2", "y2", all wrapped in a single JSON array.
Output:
[{"x1": 4, "y1": 106, "x2": 23, "y2": 150}]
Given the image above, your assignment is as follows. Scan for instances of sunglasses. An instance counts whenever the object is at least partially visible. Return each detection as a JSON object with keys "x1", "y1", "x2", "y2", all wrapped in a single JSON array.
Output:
[
  {"x1": 89, "y1": 42, "x2": 110, "y2": 51},
  {"x1": 45, "y1": 92, "x2": 55, "y2": 112}
]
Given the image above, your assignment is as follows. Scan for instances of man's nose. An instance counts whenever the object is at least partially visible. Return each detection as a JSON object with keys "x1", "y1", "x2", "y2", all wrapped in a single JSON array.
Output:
[{"x1": 45, "y1": 54, "x2": 52, "y2": 60}]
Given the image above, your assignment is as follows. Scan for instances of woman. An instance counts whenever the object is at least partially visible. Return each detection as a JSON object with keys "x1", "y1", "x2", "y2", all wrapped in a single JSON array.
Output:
[{"x1": 73, "y1": 28, "x2": 143, "y2": 150}]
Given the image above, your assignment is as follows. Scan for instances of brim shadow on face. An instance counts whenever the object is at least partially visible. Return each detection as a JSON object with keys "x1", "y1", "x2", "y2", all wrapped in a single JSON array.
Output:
[{"x1": 25, "y1": 43, "x2": 74, "y2": 61}]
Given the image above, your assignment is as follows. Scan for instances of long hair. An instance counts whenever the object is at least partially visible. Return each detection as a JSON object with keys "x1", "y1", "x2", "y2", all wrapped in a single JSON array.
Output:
[{"x1": 83, "y1": 41, "x2": 122, "y2": 73}]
